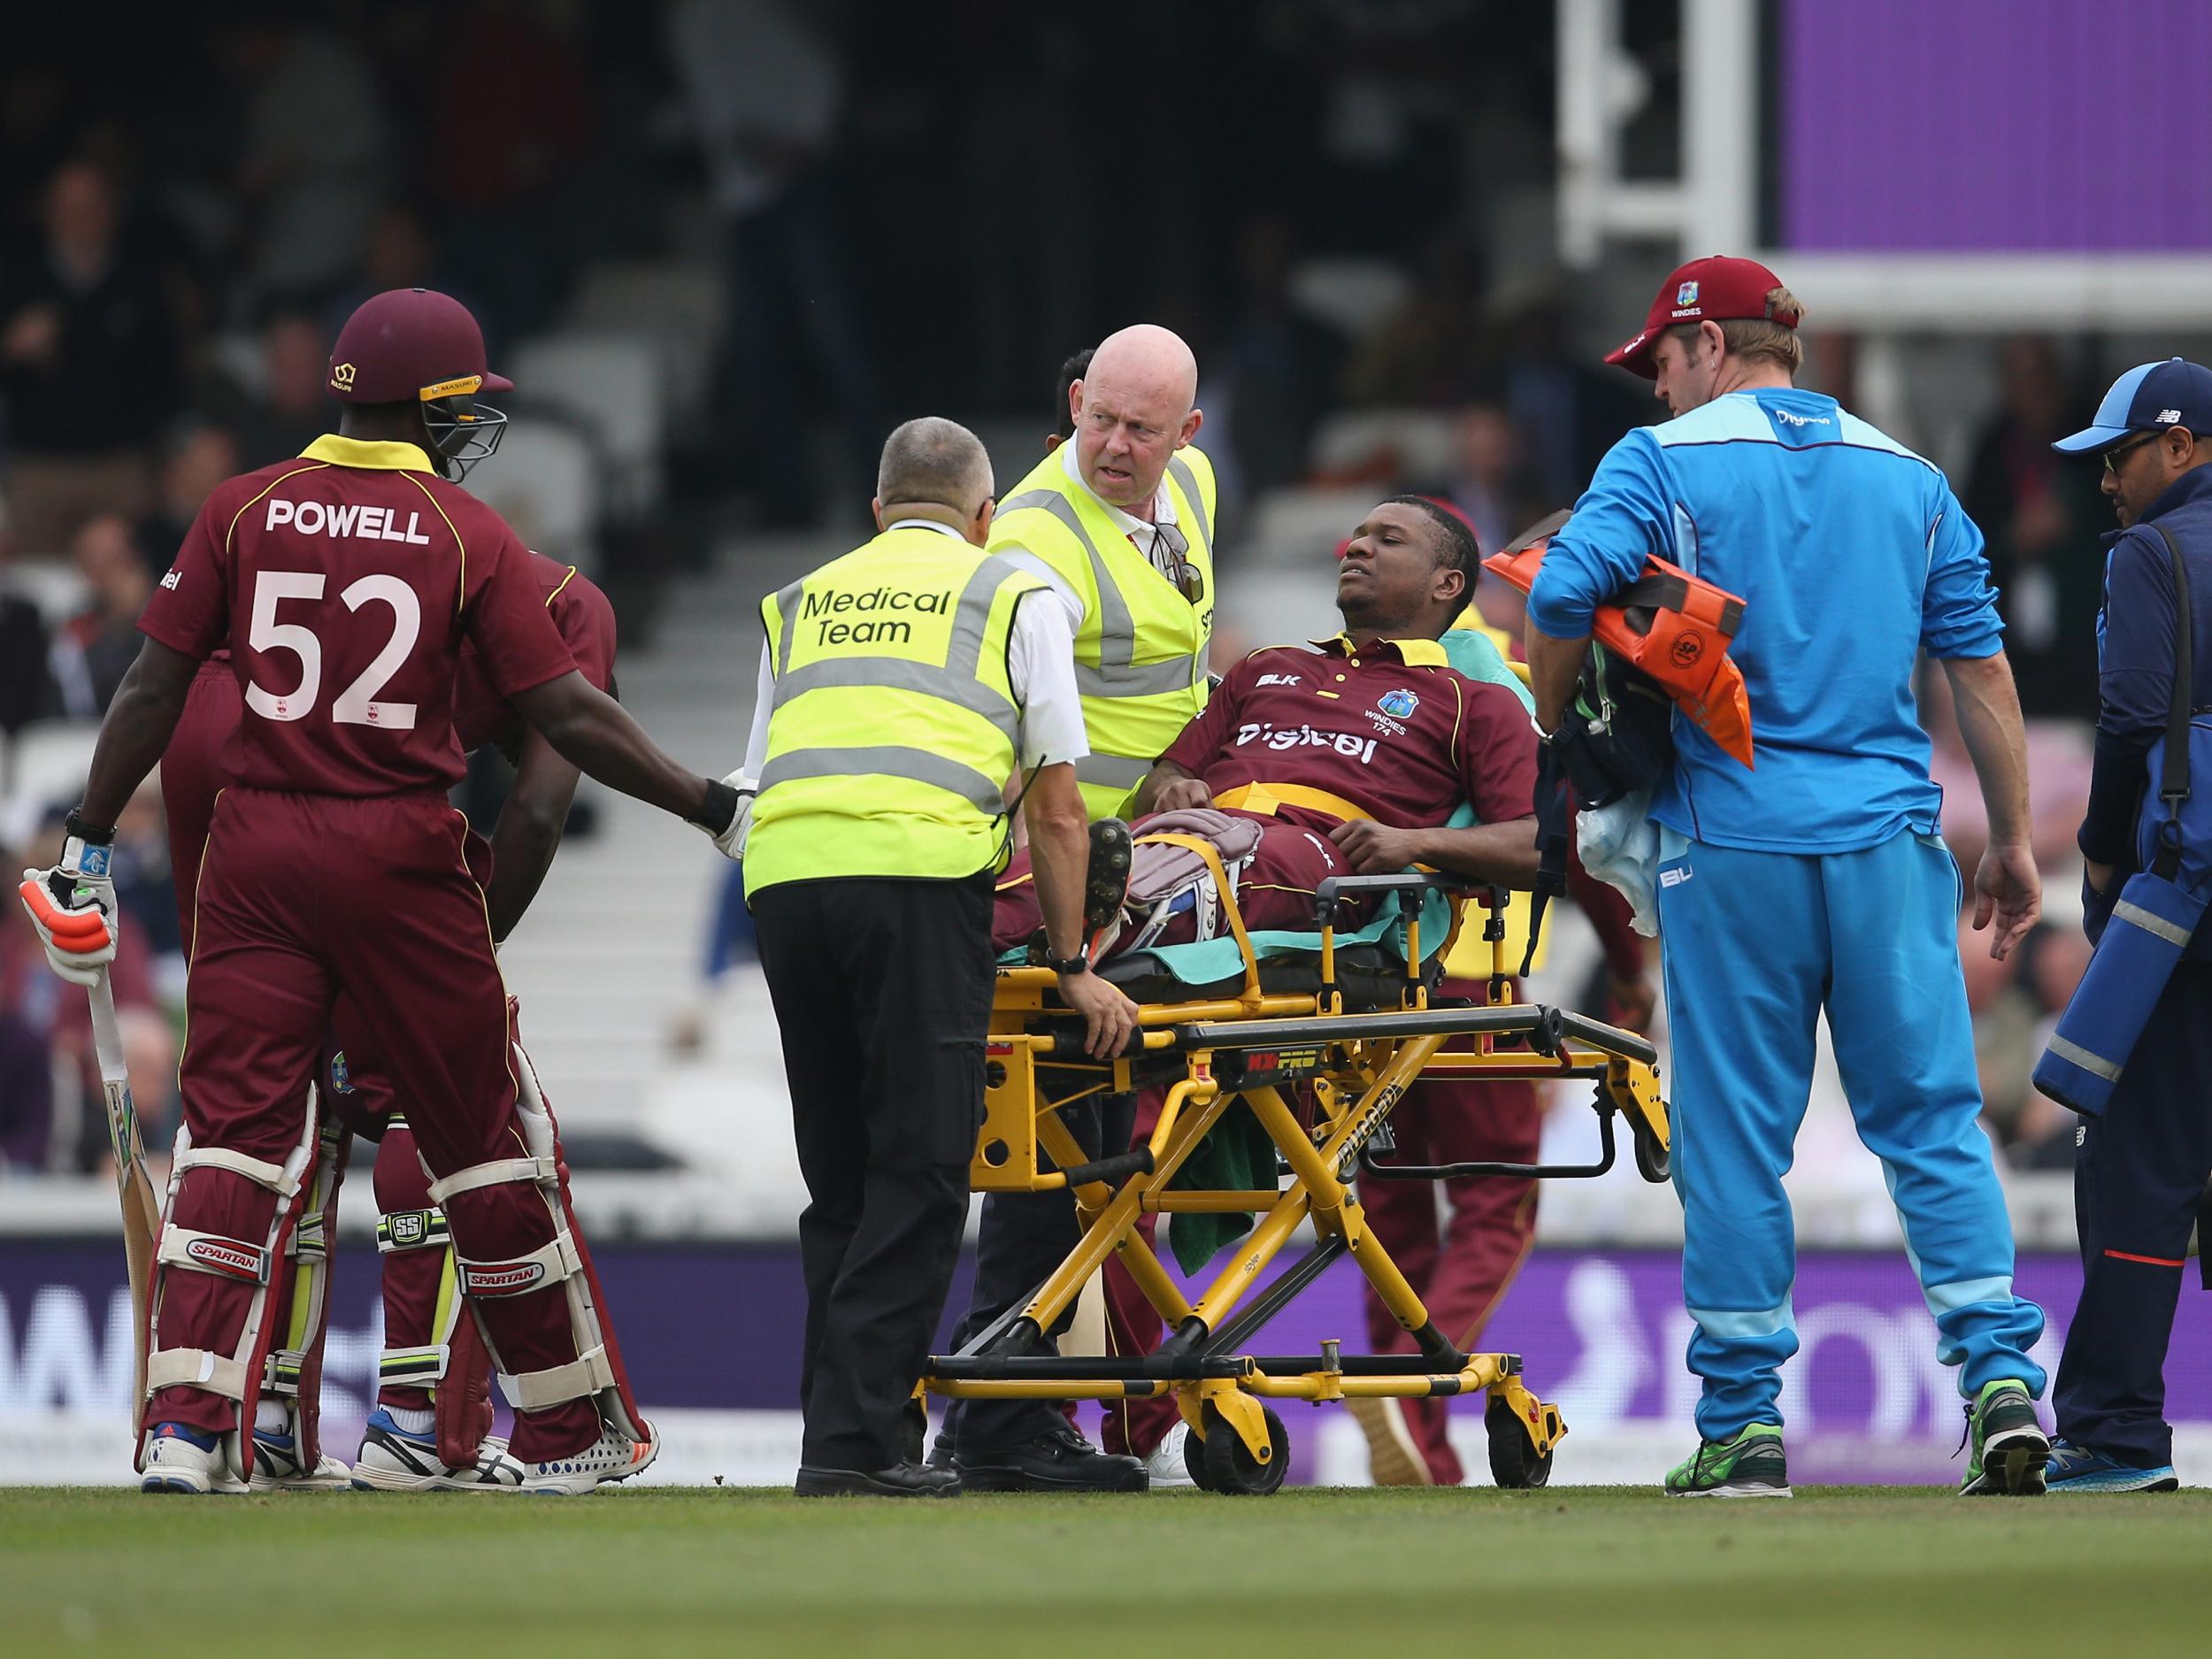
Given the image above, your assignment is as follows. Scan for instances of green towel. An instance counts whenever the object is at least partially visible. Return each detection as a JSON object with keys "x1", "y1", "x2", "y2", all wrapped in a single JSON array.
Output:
[
  {"x1": 1163, "y1": 1106, "x2": 1279, "y2": 1274},
  {"x1": 1439, "y1": 627, "x2": 1536, "y2": 711}
]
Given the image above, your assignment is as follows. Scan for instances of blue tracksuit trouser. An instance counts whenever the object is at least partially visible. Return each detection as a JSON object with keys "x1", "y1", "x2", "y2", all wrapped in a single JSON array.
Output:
[
  {"x1": 1655, "y1": 826, "x2": 2047, "y2": 1440},
  {"x1": 2054, "y1": 960, "x2": 2212, "y2": 1467}
]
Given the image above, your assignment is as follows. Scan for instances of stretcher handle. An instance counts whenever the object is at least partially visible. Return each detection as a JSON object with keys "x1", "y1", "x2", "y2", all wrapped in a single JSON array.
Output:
[
  {"x1": 1041, "y1": 1026, "x2": 1172, "y2": 1060},
  {"x1": 1056, "y1": 1148, "x2": 1156, "y2": 1190},
  {"x1": 1311, "y1": 872, "x2": 1491, "y2": 926}
]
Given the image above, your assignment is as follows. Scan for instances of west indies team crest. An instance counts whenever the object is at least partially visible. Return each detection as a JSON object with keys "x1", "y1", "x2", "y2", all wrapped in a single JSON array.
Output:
[{"x1": 1365, "y1": 686, "x2": 1421, "y2": 738}]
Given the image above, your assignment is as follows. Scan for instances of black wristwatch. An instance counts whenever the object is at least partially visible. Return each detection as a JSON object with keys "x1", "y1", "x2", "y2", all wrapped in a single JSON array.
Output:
[{"x1": 1047, "y1": 949, "x2": 1090, "y2": 977}]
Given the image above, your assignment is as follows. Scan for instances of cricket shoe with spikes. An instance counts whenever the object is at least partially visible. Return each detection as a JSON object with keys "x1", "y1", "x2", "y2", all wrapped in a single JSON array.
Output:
[
  {"x1": 350, "y1": 1406, "x2": 525, "y2": 1492},
  {"x1": 249, "y1": 1415, "x2": 350, "y2": 1491},
  {"x1": 1960, "y1": 1379, "x2": 2049, "y2": 1495},
  {"x1": 517, "y1": 1422, "x2": 659, "y2": 1494},
  {"x1": 141, "y1": 1422, "x2": 247, "y2": 1494},
  {"x1": 1085, "y1": 818, "x2": 1134, "y2": 945}
]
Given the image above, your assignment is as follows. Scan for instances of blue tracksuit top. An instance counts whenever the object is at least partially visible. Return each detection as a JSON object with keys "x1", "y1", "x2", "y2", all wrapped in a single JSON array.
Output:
[{"x1": 1528, "y1": 388, "x2": 2003, "y2": 853}]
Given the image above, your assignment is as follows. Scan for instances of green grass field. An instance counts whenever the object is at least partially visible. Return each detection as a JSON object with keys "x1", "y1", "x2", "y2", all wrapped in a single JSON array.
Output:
[{"x1": 8, "y1": 1486, "x2": 2208, "y2": 1657}]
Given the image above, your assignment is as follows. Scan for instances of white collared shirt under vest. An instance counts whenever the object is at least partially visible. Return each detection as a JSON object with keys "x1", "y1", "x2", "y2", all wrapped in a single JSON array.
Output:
[{"x1": 995, "y1": 444, "x2": 1186, "y2": 629}]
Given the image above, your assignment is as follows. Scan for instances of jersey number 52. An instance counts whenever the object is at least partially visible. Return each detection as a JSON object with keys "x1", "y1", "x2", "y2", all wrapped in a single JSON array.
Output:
[{"x1": 245, "y1": 570, "x2": 421, "y2": 729}]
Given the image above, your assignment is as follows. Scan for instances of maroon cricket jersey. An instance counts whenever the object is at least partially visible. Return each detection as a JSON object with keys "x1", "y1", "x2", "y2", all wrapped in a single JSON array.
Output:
[
  {"x1": 453, "y1": 555, "x2": 617, "y2": 755},
  {"x1": 138, "y1": 434, "x2": 576, "y2": 797},
  {"x1": 1160, "y1": 634, "x2": 1538, "y2": 833}
]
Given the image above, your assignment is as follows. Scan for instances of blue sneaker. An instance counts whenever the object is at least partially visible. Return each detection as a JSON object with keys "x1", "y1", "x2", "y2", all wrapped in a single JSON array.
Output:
[
  {"x1": 250, "y1": 1411, "x2": 350, "y2": 1492},
  {"x1": 142, "y1": 1421, "x2": 243, "y2": 1494},
  {"x1": 2046, "y1": 1439, "x2": 2179, "y2": 1493},
  {"x1": 352, "y1": 1406, "x2": 523, "y2": 1492}
]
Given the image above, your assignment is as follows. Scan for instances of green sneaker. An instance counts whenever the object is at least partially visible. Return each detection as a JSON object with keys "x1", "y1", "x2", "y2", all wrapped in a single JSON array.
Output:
[
  {"x1": 1961, "y1": 1379, "x2": 2048, "y2": 1496},
  {"x1": 1663, "y1": 1425, "x2": 1791, "y2": 1498}
]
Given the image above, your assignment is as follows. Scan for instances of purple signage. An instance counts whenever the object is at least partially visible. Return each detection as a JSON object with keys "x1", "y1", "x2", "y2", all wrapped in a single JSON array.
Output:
[
  {"x1": 1778, "y1": 0, "x2": 2212, "y2": 253},
  {"x1": 3, "y1": 1241, "x2": 2203, "y2": 1484}
]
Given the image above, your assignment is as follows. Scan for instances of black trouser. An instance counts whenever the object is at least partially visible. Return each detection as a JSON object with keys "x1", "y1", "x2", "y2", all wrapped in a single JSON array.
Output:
[
  {"x1": 752, "y1": 873, "x2": 994, "y2": 1471},
  {"x1": 2055, "y1": 960, "x2": 2212, "y2": 1467},
  {"x1": 934, "y1": 1093, "x2": 1139, "y2": 1457}
]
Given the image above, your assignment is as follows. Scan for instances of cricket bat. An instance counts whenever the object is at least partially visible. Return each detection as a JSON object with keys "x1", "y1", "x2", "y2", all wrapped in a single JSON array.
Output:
[{"x1": 88, "y1": 971, "x2": 163, "y2": 1441}]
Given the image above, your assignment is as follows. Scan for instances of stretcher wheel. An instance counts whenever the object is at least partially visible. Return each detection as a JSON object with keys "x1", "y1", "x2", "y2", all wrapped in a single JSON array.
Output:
[
  {"x1": 1199, "y1": 1402, "x2": 1288, "y2": 1496},
  {"x1": 1182, "y1": 1423, "x2": 1218, "y2": 1492},
  {"x1": 1632, "y1": 1117, "x2": 1671, "y2": 1184},
  {"x1": 1485, "y1": 1394, "x2": 1553, "y2": 1489}
]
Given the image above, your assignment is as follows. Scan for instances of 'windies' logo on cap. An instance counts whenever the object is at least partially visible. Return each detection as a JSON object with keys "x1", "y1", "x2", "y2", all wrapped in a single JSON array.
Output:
[
  {"x1": 1676, "y1": 280, "x2": 1700, "y2": 307},
  {"x1": 331, "y1": 363, "x2": 356, "y2": 390}
]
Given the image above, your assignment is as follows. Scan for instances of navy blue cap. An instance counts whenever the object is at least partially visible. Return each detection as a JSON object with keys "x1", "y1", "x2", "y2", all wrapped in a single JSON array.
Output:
[{"x1": 2054, "y1": 357, "x2": 2212, "y2": 456}]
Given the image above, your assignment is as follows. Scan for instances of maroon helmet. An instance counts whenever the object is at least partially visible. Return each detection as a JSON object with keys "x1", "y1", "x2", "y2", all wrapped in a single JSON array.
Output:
[{"x1": 327, "y1": 288, "x2": 511, "y2": 479}]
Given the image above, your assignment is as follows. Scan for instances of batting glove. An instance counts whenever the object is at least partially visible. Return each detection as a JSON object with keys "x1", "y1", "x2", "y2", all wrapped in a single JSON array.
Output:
[{"x1": 19, "y1": 813, "x2": 119, "y2": 988}]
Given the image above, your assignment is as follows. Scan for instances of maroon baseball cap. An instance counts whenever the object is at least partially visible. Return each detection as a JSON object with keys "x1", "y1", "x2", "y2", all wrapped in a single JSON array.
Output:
[
  {"x1": 1602, "y1": 256, "x2": 1796, "y2": 380},
  {"x1": 326, "y1": 288, "x2": 512, "y2": 404}
]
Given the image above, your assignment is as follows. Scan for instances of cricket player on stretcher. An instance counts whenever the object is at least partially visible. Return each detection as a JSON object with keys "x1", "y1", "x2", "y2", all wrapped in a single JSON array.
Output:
[
  {"x1": 157, "y1": 546, "x2": 620, "y2": 1490},
  {"x1": 989, "y1": 495, "x2": 1539, "y2": 984},
  {"x1": 963, "y1": 495, "x2": 1548, "y2": 1482}
]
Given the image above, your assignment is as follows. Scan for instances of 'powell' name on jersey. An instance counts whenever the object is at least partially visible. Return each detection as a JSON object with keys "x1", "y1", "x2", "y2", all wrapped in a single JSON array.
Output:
[
  {"x1": 1233, "y1": 721, "x2": 1378, "y2": 764},
  {"x1": 264, "y1": 499, "x2": 434, "y2": 545}
]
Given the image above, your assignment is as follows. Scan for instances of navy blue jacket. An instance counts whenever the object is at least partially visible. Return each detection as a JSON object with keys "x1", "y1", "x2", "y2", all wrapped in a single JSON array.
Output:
[{"x1": 2079, "y1": 464, "x2": 2212, "y2": 868}]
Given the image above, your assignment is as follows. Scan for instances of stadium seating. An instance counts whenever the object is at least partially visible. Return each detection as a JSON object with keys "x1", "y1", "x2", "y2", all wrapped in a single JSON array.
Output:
[
  {"x1": 5, "y1": 720, "x2": 98, "y2": 826},
  {"x1": 465, "y1": 414, "x2": 603, "y2": 574},
  {"x1": 508, "y1": 334, "x2": 667, "y2": 524},
  {"x1": 563, "y1": 261, "x2": 727, "y2": 430}
]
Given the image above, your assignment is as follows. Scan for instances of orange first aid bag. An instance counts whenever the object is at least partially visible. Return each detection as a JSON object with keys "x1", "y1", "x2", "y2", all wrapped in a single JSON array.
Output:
[{"x1": 1484, "y1": 517, "x2": 1755, "y2": 769}]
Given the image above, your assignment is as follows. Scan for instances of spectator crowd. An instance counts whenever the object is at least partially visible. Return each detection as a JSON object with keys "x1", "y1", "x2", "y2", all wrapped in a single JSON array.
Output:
[{"x1": 0, "y1": 2, "x2": 2155, "y2": 1183}]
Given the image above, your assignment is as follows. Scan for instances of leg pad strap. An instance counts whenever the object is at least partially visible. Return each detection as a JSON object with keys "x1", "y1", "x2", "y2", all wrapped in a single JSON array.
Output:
[
  {"x1": 376, "y1": 1208, "x2": 450, "y2": 1253},
  {"x1": 173, "y1": 1145, "x2": 299, "y2": 1198},
  {"x1": 379, "y1": 1345, "x2": 451, "y2": 1389},
  {"x1": 146, "y1": 1346, "x2": 251, "y2": 1400},
  {"x1": 499, "y1": 1345, "x2": 616, "y2": 1411},
  {"x1": 264, "y1": 1350, "x2": 305, "y2": 1396},
  {"x1": 428, "y1": 1156, "x2": 557, "y2": 1206}
]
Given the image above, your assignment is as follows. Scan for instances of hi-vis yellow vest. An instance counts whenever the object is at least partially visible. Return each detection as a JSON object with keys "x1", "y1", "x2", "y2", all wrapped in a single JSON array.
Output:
[
  {"x1": 988, "y1": 446, "x2": 1217, "y2": 818},
  {"x1": 745, "y1": 526, "x2": 1045, "y2": 896}
]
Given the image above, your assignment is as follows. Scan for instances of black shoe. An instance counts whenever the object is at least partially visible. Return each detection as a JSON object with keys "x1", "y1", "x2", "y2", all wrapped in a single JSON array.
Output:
[
  {"x1": 1084, "y1": 818, "x2": 1133, "y2": 941},
  {"x1": 794, "y1": 1461, "x2": 962, "y2": 1498},
  {"x1": 953, "y1": 1428, "x2": 1148, "y2": 1493}
]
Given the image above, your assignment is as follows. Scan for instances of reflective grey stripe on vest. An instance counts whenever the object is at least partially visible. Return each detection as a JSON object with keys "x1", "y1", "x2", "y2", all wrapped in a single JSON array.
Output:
[
  {"x1": 774, "y1": 657, "x2": 1018, "y2": 734},
  {"x1": 769, "y1": 557, "x2": 1025, "y2": 736},
  {"x1": 2113, "y1": 898, "x2": 2195, "y2": 948},
  {"x1": 1071, "y1": 752, "x2": 1153, "y2": 791},
  {"x1": 945, "y1": 555, "x2": 1023, "y2": 673},
  {"x1": 2045, "y1": 1033, "x2": 2122, "y2": 1082},
  {"x1": 772, "y1": 577, "x2": 806, "y2": 674},
  {"x1": 757, "y1": 746, "x2": 1005, "y2": 813},
  {"x1": 1000, "y1": 488, "x2": 1135, "y2": 667},
  {"x1": 1165, "y1": 455, "x2": 1211, "y2": 549},
  {"x1": 1075, "y1": 657, "x2": 1199, "y2": 699}
]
